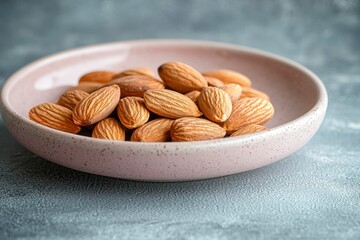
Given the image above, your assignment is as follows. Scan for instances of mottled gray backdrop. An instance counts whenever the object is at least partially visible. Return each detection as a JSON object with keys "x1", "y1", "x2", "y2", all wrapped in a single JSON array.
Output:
[{"x1": 0, "y1": 0, "x2": 359, "y2": 239}]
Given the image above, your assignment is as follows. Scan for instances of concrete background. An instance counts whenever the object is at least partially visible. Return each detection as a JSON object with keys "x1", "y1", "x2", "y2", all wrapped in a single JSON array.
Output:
[{"x1": 1, "y1": 0, "x2": 359, "y2": 239}]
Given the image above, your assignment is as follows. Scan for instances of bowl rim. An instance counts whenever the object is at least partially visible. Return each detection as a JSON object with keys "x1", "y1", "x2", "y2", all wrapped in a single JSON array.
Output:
[{"x1": 0, "y1": 39, "x2": 328, "y2": 147}]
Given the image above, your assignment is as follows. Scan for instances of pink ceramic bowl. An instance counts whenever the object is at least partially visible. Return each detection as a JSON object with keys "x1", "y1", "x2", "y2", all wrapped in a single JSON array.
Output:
[{"x1": 0, "y1": 40, "x2": 327, "y2": 181}]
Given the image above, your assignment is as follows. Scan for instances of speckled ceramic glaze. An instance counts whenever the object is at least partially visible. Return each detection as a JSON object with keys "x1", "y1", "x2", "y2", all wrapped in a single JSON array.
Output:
[{"x1": 0, "y1": 40, "x2": 327, "y2": 181}]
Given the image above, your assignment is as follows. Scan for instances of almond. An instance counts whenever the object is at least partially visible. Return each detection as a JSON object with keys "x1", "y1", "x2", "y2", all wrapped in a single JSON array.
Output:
[
  {"x1": 144, "y1": 89, "x2": 202, "y2": 119},
  {"x1": 203, "y1": 69, "x2": 251, "y2": 87},
  {"x1": 92, "y1": 118, "x2": 125, "y2": 140},
  {"x1": 185, "y1": 90, "x2": 201, "y2": 103},
  {"x1": 204, "y1": 76, "x2": 224, "y2": 87},
  {"x1": 29, "y1": 103, "x2": 81, "y2": 133},
  {"x1": 108, "y1": 75, "x2": 164, "y2": 97},
  {"x1": 112, "y1": 67, "x2": 155, "y2": 79},
  {"x1": 221, "y1": 98, "x2": 274, "y2": 133},
  {"x1": 131, "y1": 118, "x2": 174, "y2": 142},
  {"x1": 73, "y1": 85, "x2": 121, "y2": 126},
  {"x1": 57, "y1": 90, "x2": 89, "y2": 110},
  {"x1": 219, "y1": 84, "x2": 243, "y2": 102},
  {"x1": 117, "y1": 97, "x2": 150, "y2": 129},
  {"x1": 241, "y1": 87, "x2": 269, "y2": 100},
  {"x1": 198, "y1": 87, "x2": 232, "y2": 123},
  {"x1": 170, "y1": 117, "x2": 226, "y2": 142},
  {"x1": 158, "y1": 62, "x2": 208, "y2": 93},
  {"x1": 71, "y1": 82, "x2": 104, "y2": 93},
  {"x1": 79, "y1": 71, "x2": 116, "y2": 84},
  {"x1": 230, "y1": 124, "x2": 267, "y2": 137}
]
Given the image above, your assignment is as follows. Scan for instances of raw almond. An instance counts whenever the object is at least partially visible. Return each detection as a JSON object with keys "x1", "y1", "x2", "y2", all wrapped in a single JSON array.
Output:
[
  {"x1": 170, "y1": 117, "x2": 226, "y2": 142},
  {"x1": 29, "y1": 103, "x2": 81, "y2": 133},
  {"x1": 92, "y1": 118, "x2": 125, "y2": 140},
  {"x1": 230, "y1": 124, "x2": 267, "y2": 137},
  {"x1": 241, "y1": 87, "x2": 269, "y2": 100},
  {"x1": 57, "y1": 90, "x2": 89, "y2": 110},
  {"x1": 131, "y1": 118, "x2": 174, "y2": 142},
  {"x1": 112, "y1": 67, "x2": 155, "y2": 79},
  {"x1": 219, "y1": 84, "x2": 243, "y2": 102},
  {"x1": 203, "y1": 69, "x2": 251, "y2": 87},
  {"x1": 144, "y1": 89, "x2": 202, "y2": 119},
  {"x1": 79, "y1": 71, "x2": 116, "y2": 84},
  {"x1": 71, "y1": 82, "x2": 104, "y2": 93},
  {"x1": 204, "y1": 76, "x2": 224, "y2": 87},
  {"x1": 117, "y1": 97, "x2": 150, "y2": 129},
  {"x1": 221, "y1": 97, "x2": 274, "y2": 133},
  {"x1": 108, "y1": 75, "x2": 164, "y2": 97},
  {"x1": 185, "y1": 90, "x2": 201, "y2": 103},
  {"x1": 73, "y1": 85, "x2": 121, "y2": 126},
  {"x1": 158, "y1": 62, "x2": 208, "y2": 93},
  {"x1": 198, "y1": 87, "x2": 232, "y2": 123}
]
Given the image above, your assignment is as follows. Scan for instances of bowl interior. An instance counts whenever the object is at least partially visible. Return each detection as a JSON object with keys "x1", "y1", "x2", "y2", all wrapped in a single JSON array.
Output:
[{"x1": 4, "y1": 41, "x2": 319, "y2": 128}]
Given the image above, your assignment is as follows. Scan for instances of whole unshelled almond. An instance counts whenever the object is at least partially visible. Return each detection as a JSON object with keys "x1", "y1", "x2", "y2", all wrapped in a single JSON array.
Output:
[
  {"x1": 219, "y1": 84, "x2": 243, "y2": 102},
  {"x1": 198, "y1": 87, "x2": 232, "y2": 123},
  {"x1": 144, "y1": 89, "x2": 203, "y2": 119},
  {"x1": 71, "y1": 82, "x2": 104, "y2": 93},
  {"x1": 131, "y1": 118, "x2": 174, "y2": 142},
  {"x1": 57, "y1": 89, "x2": 89, "y2": 110},
  {"x1": 204, "y1": 76, "x2": 224, "y2": 87},
  {"x1": 92, "y1": 118, "x2": 125, "y2": 140},
  {"x1": 230, "y1": 124, "x2": 267, "y2": 137},
  {"x1": 79, "y1": 71, "x2": 116, "y2": 84},
  {"x1": 108, "y1": 75, "x2": 164, "y2": 97},
  {"x1": 241, "y1": 87, "x2": 269, "y2": 100},
  {"x1": 112, "y1": 67, "x2": 155, "y2": 79},
  {"x1": 117, "y1": 97, "x2": 150, "y2": 129},
  {"x1": 158, "y1": 62, "x2": 208, "y2": 93},
  {"x1": 221, "y1": 98, "x2": 274, "y2": 133},
  {"x1": 203, "y1": 69, "x2": 251, "y2": 87},
  {"x1": 73, "y1": 85, "x2": 121, "y2": 126},
  {"x1": 29, "y1": 103, "x2": 81, "y2": 133},
  {"x1": 170, "y1": 117, "x2": 226, "y2": 142},
  {"x1": 185, "y1": 90, "x2": 201, "y2": 103}
]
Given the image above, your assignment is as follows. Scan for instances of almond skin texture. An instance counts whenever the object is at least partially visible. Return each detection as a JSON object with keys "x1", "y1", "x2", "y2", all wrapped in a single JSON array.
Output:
[
  {"x1": 158, "y1": 62, "x2": 208, "y2": 93},
  {"x1": 203, "y1": 69, "x2": 251, "y2": 87},
  {"x1": 219, "y1": 84, "x2": 243, "y2": 102},
  {"x1": 221, "y1": 98, "x2": 274, "y2": 133},
  {"x1": 92, "y1": 118, "x2": 125, "y2": 140},
  {"x1": 29, "y1": 103, "x2": 81, "y2": 133},
  {"x1": 79, "y1": 71, "x2": 116, "y2": 84},
  {"x1": 117, "y1": 97, "x2": 150, "y2": 129},
  {"x1": 185, "y1": 90, "x2": 201, "y2": 103},
  {"x1": 204, "y1": 76, "x2": 224, "y2": 87},
  {"x1": 241, "y1": 87, "x2": 270, "y2": 100},
  {"x1": 108, "y1": 75, "x2": 165, "y2": 97},
  {"x1": 170, "y1": 117, "x2": 226, "y2": 142},
  {"x1": 57, "y1": 90, "x2": 89, "y2": 110},
  {"x1": 112, "y1": 67, "x2": 155, "y2": 79},
  {"x1": 230, "y1": 124, "x2": 267, "y2": 137},
  {"x1": 198, "y1": 87, "x2": 232, "y2": 123},
  {"x1": 131, "y1": 118, "x2": 174, "y2": 142},
  {"x1": 71, "y1": 82, "x2": 104, "y2": 93},
  {"x1": 73, "y1": 85, "x2": 121, "y2": 126},
  {"x1": 144, "y1": 89, "x2": 202, "y2": 119}
]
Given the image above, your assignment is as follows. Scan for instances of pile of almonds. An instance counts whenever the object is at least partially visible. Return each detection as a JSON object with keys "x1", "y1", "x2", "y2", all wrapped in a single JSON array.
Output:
[{"x1": 29, "y1": 62, "x2": 274, "y2": 142}]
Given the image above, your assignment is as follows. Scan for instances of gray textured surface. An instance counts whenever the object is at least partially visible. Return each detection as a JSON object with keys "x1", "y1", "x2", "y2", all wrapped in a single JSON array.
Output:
[{"x1": 1, "y1": 0, "x2": 360, "y2": 239}]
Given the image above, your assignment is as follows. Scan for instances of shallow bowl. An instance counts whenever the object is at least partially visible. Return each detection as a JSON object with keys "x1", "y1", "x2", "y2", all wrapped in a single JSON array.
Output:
[{"x1": 0, "y1": 40, "x2": 327, "y2": 181}]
